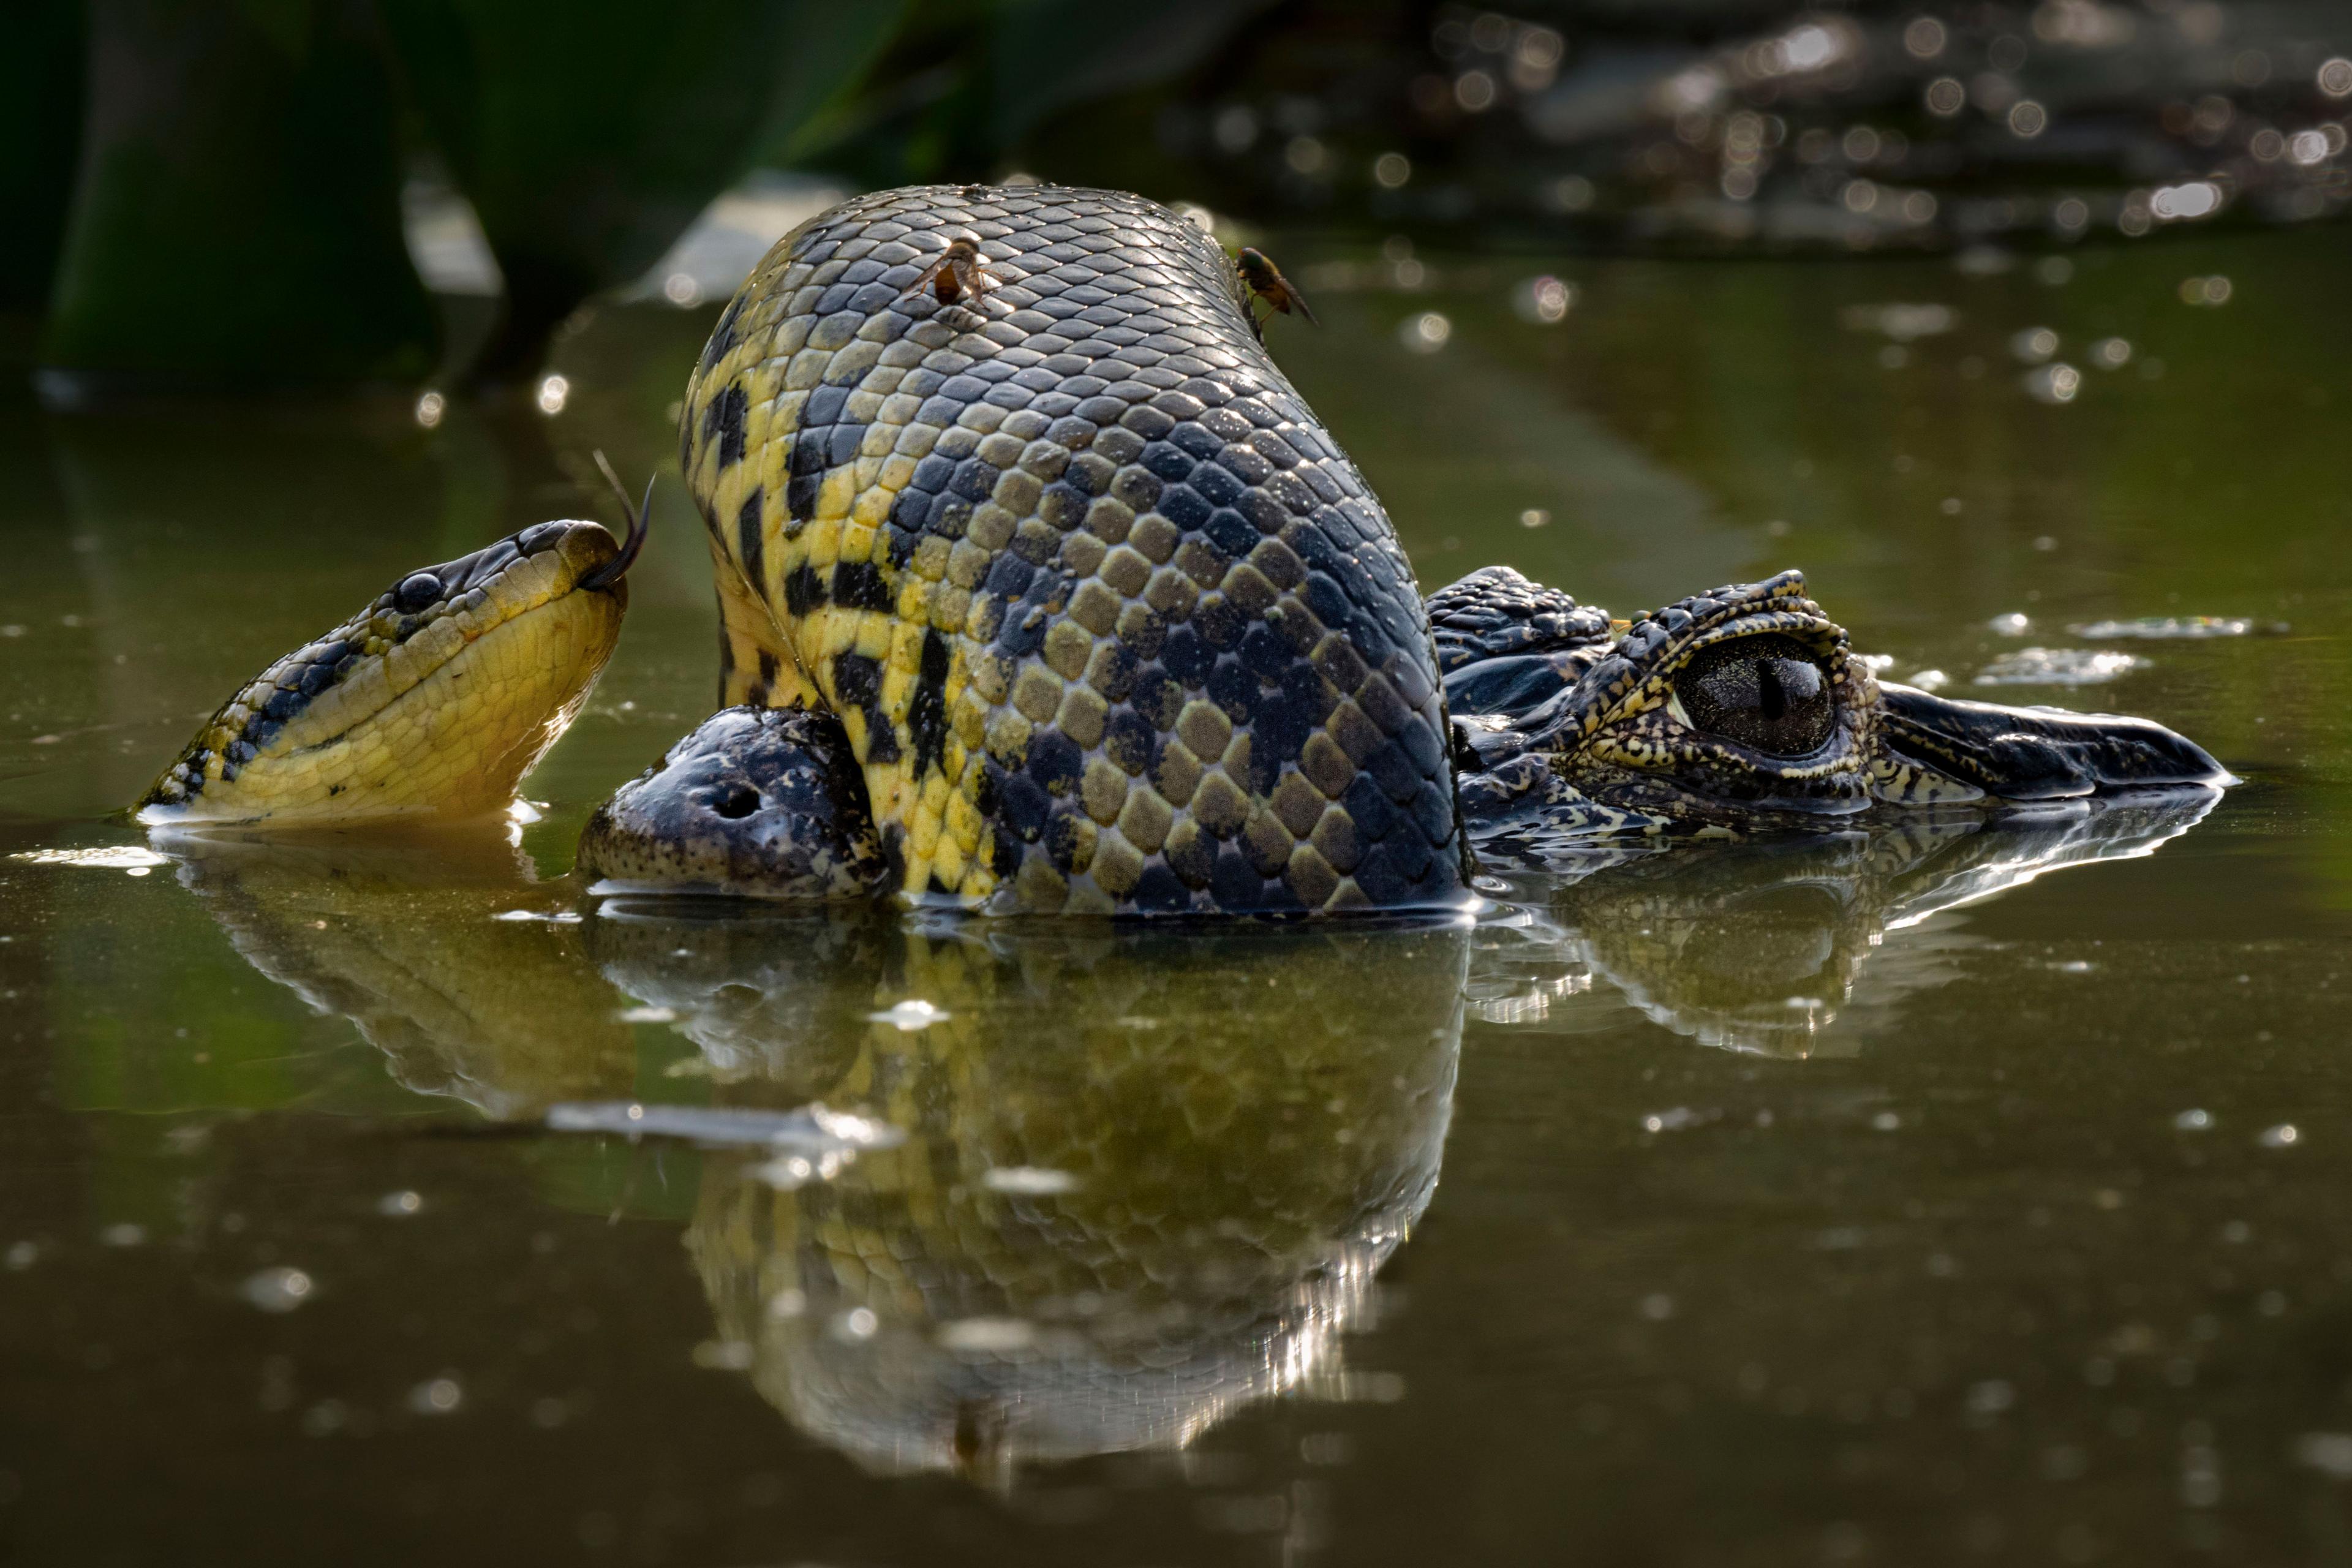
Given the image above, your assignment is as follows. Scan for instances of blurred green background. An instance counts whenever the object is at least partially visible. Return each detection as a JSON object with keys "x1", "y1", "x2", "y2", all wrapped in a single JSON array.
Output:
[{"x1": 6, "y1": 0, "x2": 2350, "y2": 391}]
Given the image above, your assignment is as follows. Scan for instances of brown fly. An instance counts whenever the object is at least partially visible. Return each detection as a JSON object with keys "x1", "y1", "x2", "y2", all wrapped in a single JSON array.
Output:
[
  {"x1": 1235, "y1": 246, "x2": 1317, "y2": 341},
  {"x1": 902, "y1": 236, "x2": 999, "y2": 311}
]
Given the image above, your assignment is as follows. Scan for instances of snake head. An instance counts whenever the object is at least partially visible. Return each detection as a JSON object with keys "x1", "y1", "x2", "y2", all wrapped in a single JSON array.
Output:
[{"x1": 138, "y1": 517, "x2": 635, "y2": 826}]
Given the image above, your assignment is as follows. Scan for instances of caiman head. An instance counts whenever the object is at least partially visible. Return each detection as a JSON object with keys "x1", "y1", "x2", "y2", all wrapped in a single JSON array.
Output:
[{"x1": 1438, "y1": 567, "x2": 2230, "y2": 835}]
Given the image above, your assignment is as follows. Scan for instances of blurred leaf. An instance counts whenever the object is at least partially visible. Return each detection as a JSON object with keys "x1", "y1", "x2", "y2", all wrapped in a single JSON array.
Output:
[
  {"x1": 759, "y1": 0, "x2": 916, "y2": 165},
  {"x1": 41, "y1": 0, "x2": 435, "y2": 389},
  {"x1": 380, "y1": 0, "x2": 904, "y2": 385},
  {"x1": 786, "y1": 0, "x2": 1272, "y2": 184},
  {"x1": 986, "y1": 0, "x2": 1275, "y2": 148},
  {"x1": 0, "y1": 0, "x2": 84, "y2": 319},
  {"x1": 232, "y1": 0, "x2": 315, "y2": 62}
]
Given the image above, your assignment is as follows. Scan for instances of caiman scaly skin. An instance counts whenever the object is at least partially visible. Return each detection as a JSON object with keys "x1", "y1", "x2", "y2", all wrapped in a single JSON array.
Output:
[
  {"x1": 675, "y1": 184, "x2": 1464, "y2": 914},
  {"x1": 1435, "y1": 565, "x2": 2227, "y2": 837}
]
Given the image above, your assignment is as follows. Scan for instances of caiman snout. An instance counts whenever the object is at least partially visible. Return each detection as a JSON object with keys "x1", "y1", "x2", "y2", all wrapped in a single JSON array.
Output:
[
  {"x1": 576, "y1": 707, "x2": 889, "y2": 899},
  {"x1": 1877, "y1": 684, "x2": 2232, "y2": 800}
]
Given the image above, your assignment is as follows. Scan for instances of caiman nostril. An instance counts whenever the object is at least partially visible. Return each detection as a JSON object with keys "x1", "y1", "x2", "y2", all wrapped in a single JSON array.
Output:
[
  {"x1": 393, "y1": 572, "x2": 442, "y2": 613},
  {"x1": 710, "y1": 782, "x2": 760, "y2": 820}
]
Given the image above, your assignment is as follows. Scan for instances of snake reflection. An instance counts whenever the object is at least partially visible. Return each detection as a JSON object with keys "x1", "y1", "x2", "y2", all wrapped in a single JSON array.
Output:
[{"x1": 159, "y1": 797, "x2": 2206, "y2": 1470}]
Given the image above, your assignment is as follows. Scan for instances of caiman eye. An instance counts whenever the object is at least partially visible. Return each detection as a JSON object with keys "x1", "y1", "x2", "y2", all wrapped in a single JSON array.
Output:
[{"x1": 1673, "y1": 633, "x2": 1835, "y2": 756}]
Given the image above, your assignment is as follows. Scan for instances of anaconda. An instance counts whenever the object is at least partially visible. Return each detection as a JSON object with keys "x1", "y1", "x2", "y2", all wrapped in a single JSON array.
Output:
[{"x1": 140, "y1": 183, "x2": 2229, "y2": 908}]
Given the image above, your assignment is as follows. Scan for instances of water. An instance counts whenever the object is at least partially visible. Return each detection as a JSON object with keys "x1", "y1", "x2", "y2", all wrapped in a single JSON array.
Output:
[{"x1": 3, "y1": 227, "x2": 2351, "y2": 1562}]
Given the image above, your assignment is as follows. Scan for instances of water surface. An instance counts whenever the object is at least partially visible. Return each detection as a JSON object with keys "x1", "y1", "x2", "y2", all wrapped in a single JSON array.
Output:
[{"x1": 3, "y1": 228, "x2": 2350, "y2": 1564}]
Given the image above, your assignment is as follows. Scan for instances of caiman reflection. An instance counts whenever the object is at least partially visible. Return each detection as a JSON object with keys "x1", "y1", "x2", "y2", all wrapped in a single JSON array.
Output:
[
  {"x1": 592, "y1": 908, "x2": 1466, "y2": 1477},
  {"x1": 1472, "y1": 792, "x2": 2218, "y2": 1056}
]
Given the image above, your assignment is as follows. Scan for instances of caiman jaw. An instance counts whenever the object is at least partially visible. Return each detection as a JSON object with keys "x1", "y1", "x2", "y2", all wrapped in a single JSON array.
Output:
[
  {"x1": 138, "y1": 520, "x2": 633, "y2": 826},
  {"x1": 1869, "y1": 683, "x2": 2233, "y2": 801}
]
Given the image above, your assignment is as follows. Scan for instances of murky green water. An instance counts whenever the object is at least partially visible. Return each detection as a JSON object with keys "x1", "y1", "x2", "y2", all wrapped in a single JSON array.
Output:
[{"x1": 4, "y1": 227, "x2": 2351, "y2": 1564}]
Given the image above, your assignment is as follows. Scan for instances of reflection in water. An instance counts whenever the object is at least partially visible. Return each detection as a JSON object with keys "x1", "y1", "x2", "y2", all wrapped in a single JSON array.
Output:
[
  {"x1": 157, "y1": 826, "x2": 634, "y2": 1117},
  {"x1": 1472, "y1": 793, "x2": 2218, "y2": 1055},
  {"x1": 594, "y1": 909, "x2": 1466, "y2": 1479},
  {"x1": 154, "y1": 832, "x2": 1466, "y2": 1476},
  {"x1": 152, "y1": 794, "x2": 2210, "y2": 1476}
]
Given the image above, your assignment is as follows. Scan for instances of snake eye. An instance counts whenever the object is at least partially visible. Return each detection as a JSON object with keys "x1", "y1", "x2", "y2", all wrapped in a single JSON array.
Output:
[
  {"x1": 1673, "y1": 633, "x2": 1835, "y2": 757},
  {"x1": 393, "y1": 572, "x2": 442, "y2": 614}
]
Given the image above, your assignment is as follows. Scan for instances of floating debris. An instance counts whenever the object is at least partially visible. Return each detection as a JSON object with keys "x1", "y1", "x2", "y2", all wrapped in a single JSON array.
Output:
[
  {"x1": 1398, "y1": 311, "x2": 1451, "y2": 353},
  {"x1": 10, "y1": 846, "x2": 171, "y2": 875},
  {"x1": 982, "y1": 1166, "x2": 1081, "y2": 1196},
  {"x1": 544, "y1": 1101, "x2": 903, "y2": 1153},
  {"x1": 1975, "y1": 648, "x2": 2147, "y2": 687},
  {"x1": 241, "y1": 1266, "x2": 315, "y2": 1314},
  {"x1": 2296, "y1": 1434, "x2": 2352, "y2": 1480},
  {"x1": 2067, "y1": 616, "x2": 2284, "y2": 639},
  {"x1": 1513, "y1": 275, "x2": 1574, "y2": 323},
  {"x1": 1839, "y1": 303, "x2": 1956, "y2": 341},
  {"x1": 937, "y1": 1317, "x2": 1039, "y2": 1354},
  {"x1": 2024, "y1": 363, "x2": 2082, "y2": 404},
  {"x1": 1965, "y1": 1379, "x2": 2016, "y2": 1415},
  {"x1": 492, "y1": 908, "x2": 581, "y2": 924},
  {"x1": 866, "y1": 999, "x2": 951, "y2": 1032},
  {"x1": 408, "y1": 1375, "x2": 464, "y2": 1415},
  {"x1": 2008, "y1": 326, "x2": 2060, "y2": 363}
]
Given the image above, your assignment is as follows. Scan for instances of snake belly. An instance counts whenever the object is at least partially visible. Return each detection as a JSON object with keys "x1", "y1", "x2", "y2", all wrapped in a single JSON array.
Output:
[{"x1": 679, "y1": 184, "x2": 1464, "y2": 915}]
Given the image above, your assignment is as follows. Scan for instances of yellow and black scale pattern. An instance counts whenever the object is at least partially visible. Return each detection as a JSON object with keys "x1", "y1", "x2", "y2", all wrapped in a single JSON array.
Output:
[{"x1": 680, "y1": 184, "x2": 1464, "y2": 914}]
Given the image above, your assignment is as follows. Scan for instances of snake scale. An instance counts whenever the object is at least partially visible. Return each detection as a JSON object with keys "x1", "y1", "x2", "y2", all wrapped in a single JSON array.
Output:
[{"x1": 677, "y1": 184, "x2": 1465, "y2": 916}]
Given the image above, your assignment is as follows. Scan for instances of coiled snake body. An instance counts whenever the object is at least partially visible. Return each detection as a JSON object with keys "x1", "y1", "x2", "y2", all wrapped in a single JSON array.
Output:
[{"x1": 672, "y1": 185, "x2": 1464, "y2": 915}]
